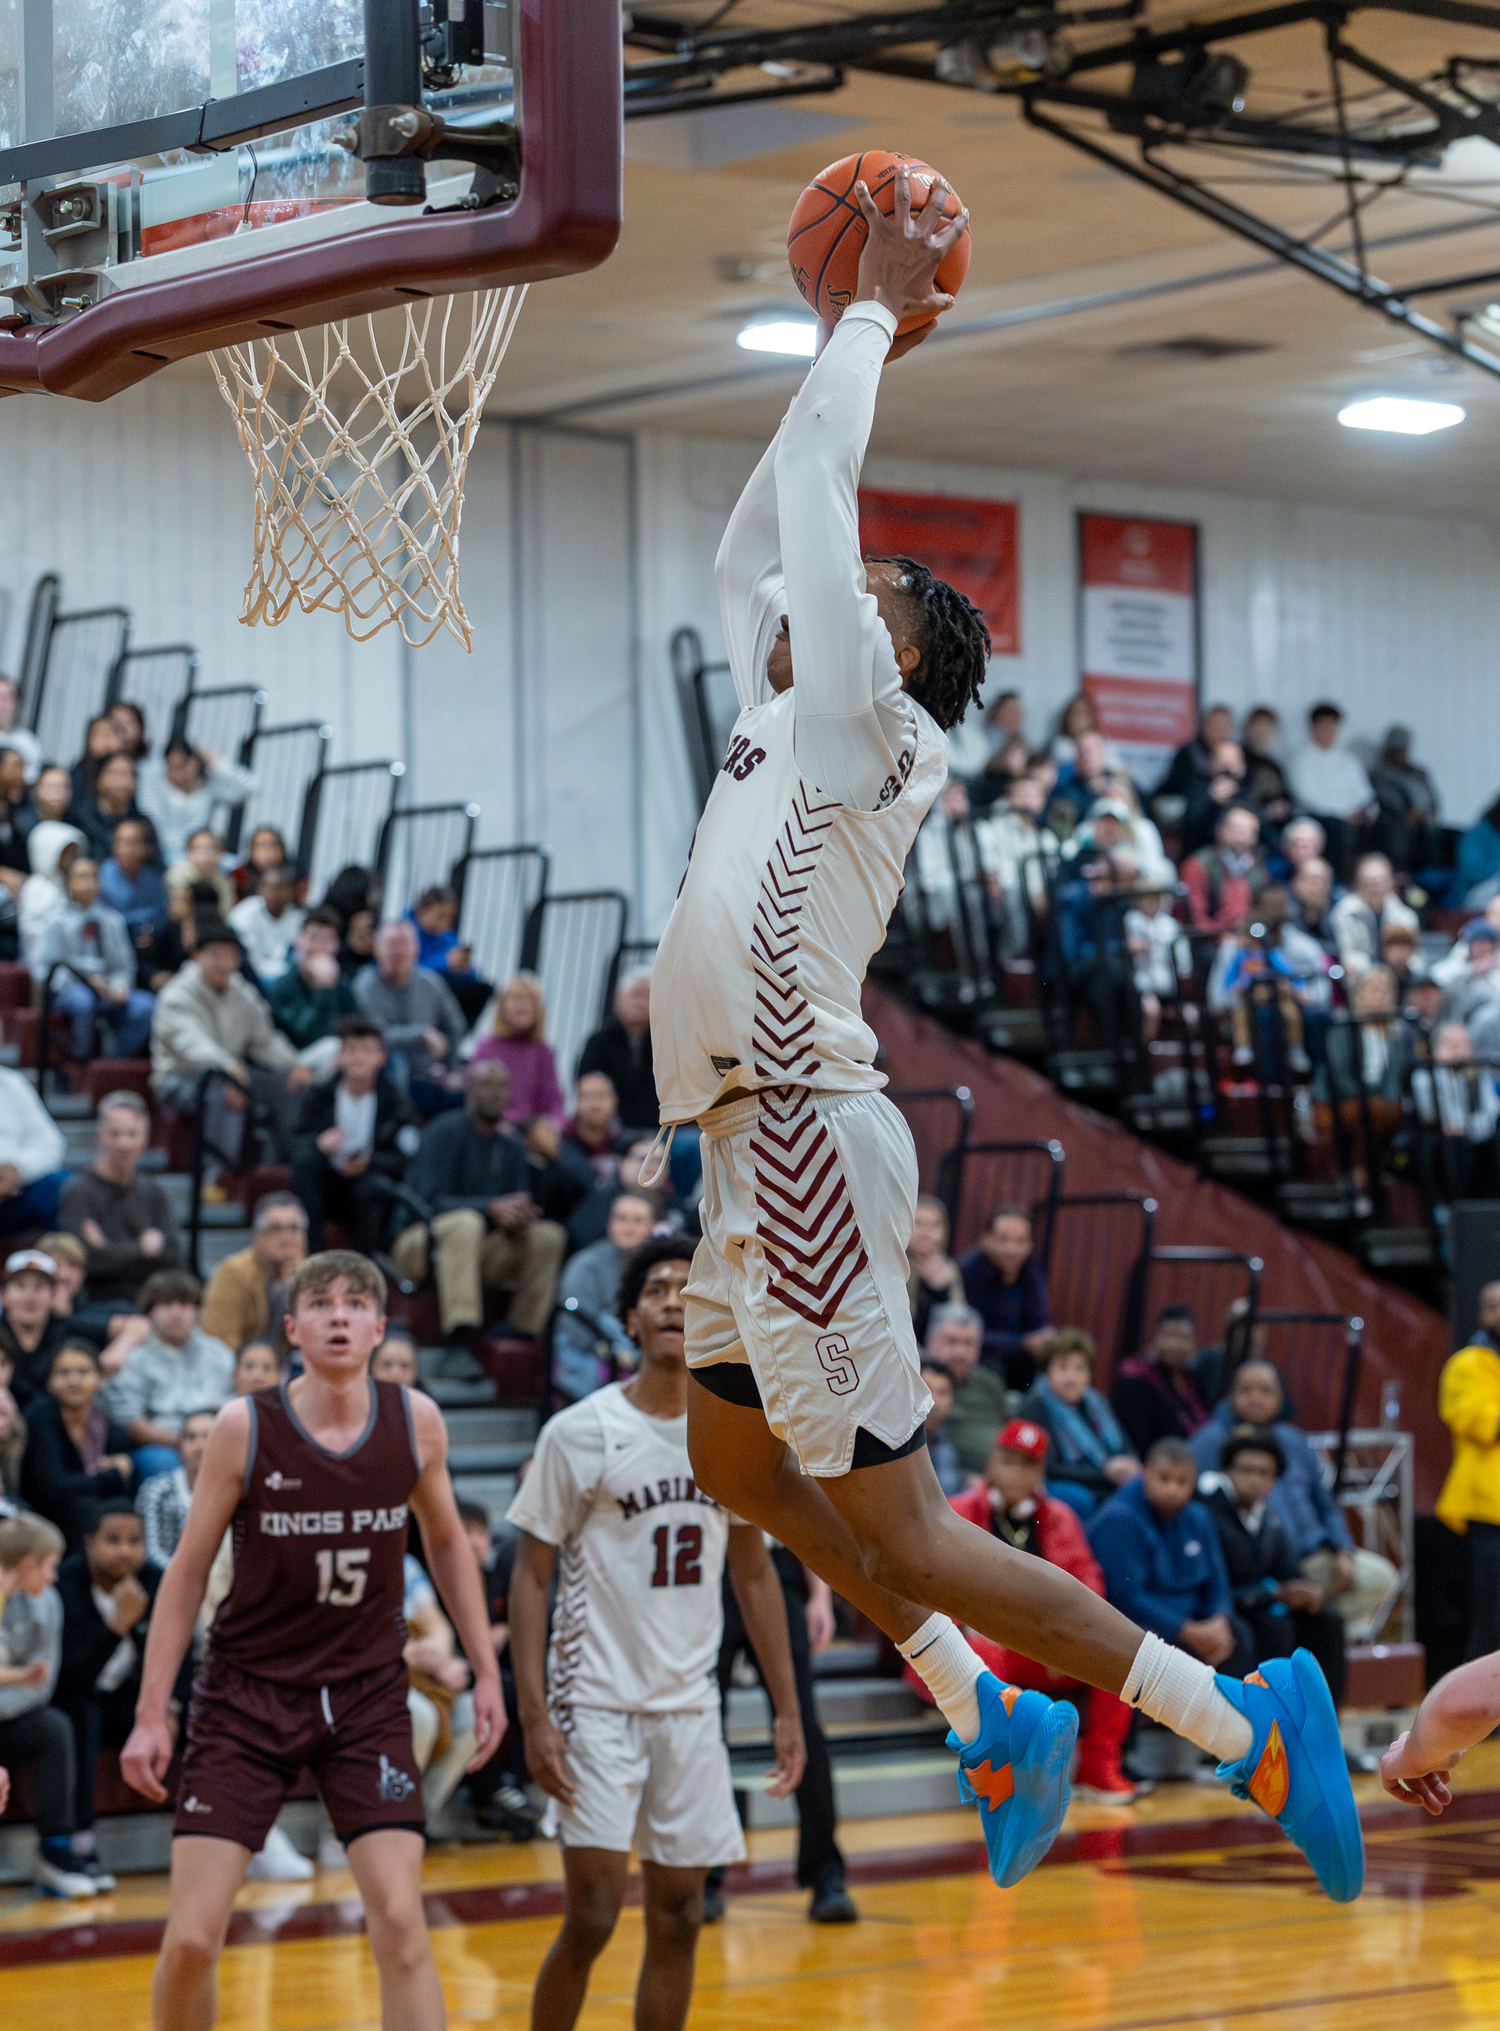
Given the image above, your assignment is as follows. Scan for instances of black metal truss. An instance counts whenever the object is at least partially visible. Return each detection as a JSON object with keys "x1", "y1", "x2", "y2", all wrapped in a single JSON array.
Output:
[{"x1": 624, "y1": 0, "x2": 1500, "y2": 376}]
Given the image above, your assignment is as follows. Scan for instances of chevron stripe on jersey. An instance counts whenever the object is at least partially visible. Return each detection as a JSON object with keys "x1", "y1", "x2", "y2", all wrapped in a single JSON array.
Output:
[
  {"x1": 749, "y1": 781, "x2": 839, "y2": 1086},
  {"x1": 751, "y1": 1087, "x2": 869, "y2": 1328}
]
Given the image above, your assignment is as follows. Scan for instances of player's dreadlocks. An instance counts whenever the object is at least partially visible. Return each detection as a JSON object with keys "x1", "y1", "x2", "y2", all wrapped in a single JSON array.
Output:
[{"x1": 871, "y1": 555, "x2": 991, "y2": 732}]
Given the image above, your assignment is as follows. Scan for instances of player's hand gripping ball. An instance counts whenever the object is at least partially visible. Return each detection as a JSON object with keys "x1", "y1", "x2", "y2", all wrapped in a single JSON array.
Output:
[{"x1": 788, "y1": 151, "x2": 970, "y2": 350}]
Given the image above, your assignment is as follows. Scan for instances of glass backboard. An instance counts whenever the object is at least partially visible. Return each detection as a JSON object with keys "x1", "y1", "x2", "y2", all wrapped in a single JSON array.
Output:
[{"x1": 0, "y1": 0, "x2": 619, "y2": 399}]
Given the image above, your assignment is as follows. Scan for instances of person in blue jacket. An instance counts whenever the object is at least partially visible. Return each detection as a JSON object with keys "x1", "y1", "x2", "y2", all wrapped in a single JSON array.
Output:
[
  {"x1": 958, "y1": 1206, "x2": 1053, "y2": 1391},
  {"x1": 1088, "y1": 1437, "x2": 1253, "y2": 1677},
  {"x1": 1457, "y1": 793, "x2": 1500, "y2": 908}
]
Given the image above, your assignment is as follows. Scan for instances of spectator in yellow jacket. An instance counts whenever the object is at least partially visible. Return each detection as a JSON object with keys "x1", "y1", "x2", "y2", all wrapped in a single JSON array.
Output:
[{"x1": 1437, "y1": 1281, "x2": 1500, "y2": 1659}]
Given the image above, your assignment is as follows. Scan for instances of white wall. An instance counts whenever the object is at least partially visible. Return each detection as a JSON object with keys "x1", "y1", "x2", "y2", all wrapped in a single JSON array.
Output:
[
  {"x1": 3, "y1": 375, "x2": 1498, "y2": 946},
  {"x1": 854, "y1": 451, "x2": 1500, "y2": 829}
]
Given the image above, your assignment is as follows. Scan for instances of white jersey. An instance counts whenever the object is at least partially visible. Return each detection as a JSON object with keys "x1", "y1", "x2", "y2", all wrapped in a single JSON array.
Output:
[
  {"x1": 505, "y1": 1382, "x2": 730, "y2": 1718},
  {"x1": 653, "y1": 302, "x2": 950, "y2": 1124}
]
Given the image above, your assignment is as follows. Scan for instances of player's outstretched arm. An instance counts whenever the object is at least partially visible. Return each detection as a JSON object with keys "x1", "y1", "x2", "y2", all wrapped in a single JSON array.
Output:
[
  {"x1": 509, "y1": 1531, "x2": 577, "y2": 1805},
  {"x1": 1382, "y1": 1653, "x2": 1500, "y2": 1814},
  {"x1": 726, "y1": 1525, "x2": 807, "y2": 1800},
  {"x1": 407, "y1": 1390, "x2": 504, "y2": 1773},
  {"x1": 120, "y1": 1399, "x2": 250, "y2": 1802}
]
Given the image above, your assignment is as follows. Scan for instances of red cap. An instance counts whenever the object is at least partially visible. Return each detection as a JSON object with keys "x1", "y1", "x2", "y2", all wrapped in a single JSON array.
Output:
[{"x1": 998, "y1": 1418, "x2": 1049, "y2": 1462}]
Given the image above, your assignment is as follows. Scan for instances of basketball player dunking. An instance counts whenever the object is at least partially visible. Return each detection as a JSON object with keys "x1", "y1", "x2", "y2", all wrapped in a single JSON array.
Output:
[
  {"x1": 653, "y1": 169, "x2": 1364, "y2": 1900},
  {"x1": 122, "y1": 1252, "x2": 502, "y2": 2030}
]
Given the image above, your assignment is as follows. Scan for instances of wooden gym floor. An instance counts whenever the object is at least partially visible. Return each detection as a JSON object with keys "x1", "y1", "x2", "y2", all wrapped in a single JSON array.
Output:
[{"x1": 6, "y1": 1748, "x2": 1500, "y2": 2030}]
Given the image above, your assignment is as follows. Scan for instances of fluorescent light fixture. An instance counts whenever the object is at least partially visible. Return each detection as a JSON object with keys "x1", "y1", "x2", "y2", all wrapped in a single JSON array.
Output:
[
  {"x1": 1337, "y1": 395, "x2": 1465, "y2": 435},
  {"x1": 737, "y1": 319, "x2": 816, "y2": 357}
]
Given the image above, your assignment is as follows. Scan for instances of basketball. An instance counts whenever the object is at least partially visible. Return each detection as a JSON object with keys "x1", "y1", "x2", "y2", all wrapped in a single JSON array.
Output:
[{"x1": 787, "y1": 150, "x2": 971, "y2": 340}]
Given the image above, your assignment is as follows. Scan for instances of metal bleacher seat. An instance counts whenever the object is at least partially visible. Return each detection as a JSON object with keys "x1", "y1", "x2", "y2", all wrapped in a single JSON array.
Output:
[
  {"x1": 949, "y1": 1135, "x2": 1065, "y2": 1257},
  {"x1": 520, "y1": 889, "x2": 629, "y2": 1090},
  {"x1": 670, "y1": 624, "x2": 738, "y2": 813},
  {"x1": 377, "y1": 802, "x2": 478, "y2": 916},
  {"x1": 457, "y1": 845, "x2": 549, "y2": 989},
  {"x1": 1141, "y1": 1245, "x2": 1263, "y2": 1374},
  {"x1": 1044, "y1": 1192, "x2": 1157, "y2": 1375},
  {"x1": 234, "y1": 720, "x2": 331, "y2": 857},
  {"x1": 18, "y1": 572, "x2": 130, "y2": 770},
  {"x1": 299, "y1": 758, "x2": 404, "y2": 898},
  {"x1": 886, "y1": 1086, "x2": 974, "y2": 1229},
  {"x1": 108, "y1": 642, "x2": 198, "y2": 757}
]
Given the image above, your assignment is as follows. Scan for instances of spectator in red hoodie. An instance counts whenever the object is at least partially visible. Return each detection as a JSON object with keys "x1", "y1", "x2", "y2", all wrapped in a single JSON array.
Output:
[
  {"x1": 1181, "y1": 805, "x2": 1268, "y2": 934},
  {"x1": 903, "y1": 1417, "x2": 1141, "y2": 1802}
]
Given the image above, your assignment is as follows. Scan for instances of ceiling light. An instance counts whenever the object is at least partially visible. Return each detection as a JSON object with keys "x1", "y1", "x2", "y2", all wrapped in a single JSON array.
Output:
[
  {"x1": 1337, "y1": 395, "x2": 1465, "y2": 434},
  {"x1": 737, "y1": 319, "x2": 816, "y2": 357}
]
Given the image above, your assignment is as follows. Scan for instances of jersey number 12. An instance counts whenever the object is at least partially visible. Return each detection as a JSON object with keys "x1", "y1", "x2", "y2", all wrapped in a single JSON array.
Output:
[
  {"x1": 316, "y1": 1548, "x2": 370, "y2": 1607},
  {"x1": 649, "y1": 1524, "x2": 703, "y2": 1589}
]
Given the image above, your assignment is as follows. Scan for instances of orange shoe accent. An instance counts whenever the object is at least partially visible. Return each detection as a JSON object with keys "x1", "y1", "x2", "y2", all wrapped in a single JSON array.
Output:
[
  {"x1": 1246, "y1": 1719, "x2": 1290, "y2": 1817},
  {"x1": 999, "y1": 1685, "x2": 1022, "y2": 1716},
  {"x1": 1245, "y1": 1670, "x2": 1271, "y2": 1690},
  {"x1": 967, "y1": 1759, "x2": 1015, "y2": 1810}
]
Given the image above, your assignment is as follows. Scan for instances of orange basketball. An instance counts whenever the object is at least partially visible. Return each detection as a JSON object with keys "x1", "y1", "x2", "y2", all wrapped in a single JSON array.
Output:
[{"x1": 787, "y1": 151, "x2": 970, "y2": 341}]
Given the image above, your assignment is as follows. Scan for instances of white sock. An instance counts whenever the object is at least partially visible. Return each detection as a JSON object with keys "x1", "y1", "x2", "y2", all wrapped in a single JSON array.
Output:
[
  {"x1": 898, "y1": 1613, "x2": 985, "y2": 1746},
  {"x1": 1121, "y1": 1632, "x2": 1253, "y2": 1762}
]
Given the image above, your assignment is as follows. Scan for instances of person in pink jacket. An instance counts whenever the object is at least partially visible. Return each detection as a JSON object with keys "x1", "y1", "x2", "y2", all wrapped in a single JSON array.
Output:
[{"x1": 470, "y1": 972, "x2": 566, "y2": 1128}]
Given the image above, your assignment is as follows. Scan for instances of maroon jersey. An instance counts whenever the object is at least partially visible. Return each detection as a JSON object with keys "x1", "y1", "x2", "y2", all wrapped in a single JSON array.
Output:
[{"x1": 209, "y1": 1378, "x2": 419, "y2": 1686}]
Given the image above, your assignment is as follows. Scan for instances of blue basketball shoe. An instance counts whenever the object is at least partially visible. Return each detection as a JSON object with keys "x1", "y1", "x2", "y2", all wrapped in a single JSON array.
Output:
[
  {"x1": 1214, "y1": 1649, "x2": 1365, "y2": 1903},
  {"x1": 948, "y1": 1671, "x2": 1079, "y2": 1889}
]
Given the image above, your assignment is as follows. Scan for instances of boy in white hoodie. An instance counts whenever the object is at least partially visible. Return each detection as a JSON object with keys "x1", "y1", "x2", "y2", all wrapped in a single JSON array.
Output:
[{"x1": 19, "y1": 822, "x2": 86, "y2": 973}]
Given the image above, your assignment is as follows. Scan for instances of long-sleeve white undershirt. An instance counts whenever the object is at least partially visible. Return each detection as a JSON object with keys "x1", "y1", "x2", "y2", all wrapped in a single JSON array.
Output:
[{"x1": 713, "y1": 300, "x2": 914, "y2": 811}]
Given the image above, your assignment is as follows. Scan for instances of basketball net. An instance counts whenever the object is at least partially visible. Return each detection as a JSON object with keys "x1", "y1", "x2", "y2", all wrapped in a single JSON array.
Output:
[{"x1": 211, "y1": 287, "x2": 527, "y2": 650}]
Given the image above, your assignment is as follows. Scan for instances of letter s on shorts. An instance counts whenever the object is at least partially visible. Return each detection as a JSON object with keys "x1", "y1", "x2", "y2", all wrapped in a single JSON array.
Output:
[{"x1": 815, "y1": 1333, "x2": 859, "y2": 1397}]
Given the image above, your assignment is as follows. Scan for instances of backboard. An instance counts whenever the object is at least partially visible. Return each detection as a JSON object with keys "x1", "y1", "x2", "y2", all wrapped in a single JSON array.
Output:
[{"x1": 0, "y1": 0, "x2": 621, "y2": 399}]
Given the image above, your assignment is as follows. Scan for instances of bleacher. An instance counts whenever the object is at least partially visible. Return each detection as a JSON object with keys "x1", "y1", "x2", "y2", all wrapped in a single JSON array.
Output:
[{"x1": 877, "y1": 798, "x2": 1494, "y2": 1292}]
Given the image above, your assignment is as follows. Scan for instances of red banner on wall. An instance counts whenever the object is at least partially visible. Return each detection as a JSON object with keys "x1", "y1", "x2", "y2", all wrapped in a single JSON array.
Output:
[
  {"x1": 1078, "y1": 512, "x2": 1199, "y2": 781},
  {"x1": 858, "y1": 489, "x2": 1019, "y2": 655}
]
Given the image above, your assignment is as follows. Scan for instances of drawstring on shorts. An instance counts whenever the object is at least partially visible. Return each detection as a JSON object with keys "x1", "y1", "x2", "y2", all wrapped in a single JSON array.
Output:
[{"x1": 639, "y1": 1123, "x2": 677, "y2": 1188}]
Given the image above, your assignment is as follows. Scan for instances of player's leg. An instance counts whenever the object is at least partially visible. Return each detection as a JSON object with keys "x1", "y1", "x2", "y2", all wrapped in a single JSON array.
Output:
[
  {"x1": 821, "y1": 1443, "x2": 1145, "y2": 1688},
  {"x1": 631, "y1": 1707, "x2": 743, "y2": 2030},
  {"x1": 153, "y1": 1837, "x2": 253, "y2": 2031},
  {"x1": 817, "y1": 1445, "x2": 1363, "y2": 1899},
  {"x1": 636, "y1": 1863, "x2": 706, "y2": 2031},
  {"x1": 346, "y1": 1829, "x2": 445, "y2": 2031},
  {"x1": 532, "y1": 1708, "x2": 647, "y2": 2029},
  {"x1": 687, "y1": 1382, "x2": 931, "y2": 1641},
  {"x1": 530, "y1": 1847, "x2": 630, "y2": 2031}
]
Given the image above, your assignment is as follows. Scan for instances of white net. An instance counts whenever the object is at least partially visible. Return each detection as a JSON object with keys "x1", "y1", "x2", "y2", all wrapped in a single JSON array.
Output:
[{"x1": 210, "y1": 286, "x2": 527, "y2": 650}]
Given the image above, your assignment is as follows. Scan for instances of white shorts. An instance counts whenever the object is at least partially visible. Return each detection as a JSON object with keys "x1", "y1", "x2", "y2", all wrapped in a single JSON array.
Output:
[
  {"x1": 555, "y1": 1705, "x2": 746, "y2": 1869},
  {"x1": 685, "y1": 1086, "x2": 932, "y2": 1477}
]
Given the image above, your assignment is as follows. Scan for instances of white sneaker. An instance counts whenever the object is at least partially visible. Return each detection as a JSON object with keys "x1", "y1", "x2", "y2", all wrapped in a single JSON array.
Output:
[
  {"x1": 33, "y1": 1853, "x2": 100, "y2": 1899},
  {"x1": 245, "y1": 1824, "x2": 314, "y2": 1882},
  {"x1": 317, "y1": 1831, "x2": 348, "y2": 1870}
]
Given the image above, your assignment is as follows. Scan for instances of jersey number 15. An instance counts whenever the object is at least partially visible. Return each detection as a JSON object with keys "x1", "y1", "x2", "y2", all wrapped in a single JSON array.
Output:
[
  {"x1": 315, "y1": 1548, "x2": 370, "y2": 1607},
  {"x1": 649, "y1": 1524, "x2": 703, "y2": 1589}
]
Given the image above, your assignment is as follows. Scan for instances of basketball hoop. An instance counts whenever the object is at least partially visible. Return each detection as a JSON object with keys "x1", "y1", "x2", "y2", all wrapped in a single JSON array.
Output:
[{"x1": 210, "y1": 286, "x2": 527, "y2": 651}]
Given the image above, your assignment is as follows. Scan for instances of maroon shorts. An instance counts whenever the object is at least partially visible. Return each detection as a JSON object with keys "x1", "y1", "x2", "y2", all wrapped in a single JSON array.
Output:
[{"x1": 174, "y1": 1654, "x2": 425, "y2": 1852}]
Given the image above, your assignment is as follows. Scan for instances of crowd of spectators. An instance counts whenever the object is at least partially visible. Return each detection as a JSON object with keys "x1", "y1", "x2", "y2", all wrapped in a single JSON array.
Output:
[
  {"x1": 909, "y1": 1196, "x2": 1403, "y2": 1792},
  {"x1": 0, "y1": 695, "x2": 735, "y2": 1888},
  {"x1": 0, "y1": 681, "x2": 1470, "y2": 1877},
  {"x1": 926, "y1": 690, "x2": 1500, "y2": 1226}
]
